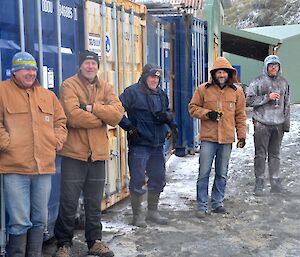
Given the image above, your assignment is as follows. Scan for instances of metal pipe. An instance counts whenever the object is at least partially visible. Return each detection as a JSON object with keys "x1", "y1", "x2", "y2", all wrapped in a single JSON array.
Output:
[
  {"x1": 0, "y1": 174, "x2": 6, "y2": 257},
  {"x1": 36, "y1": 0, "x2": 44, "y2": 84},
  {"x1": 129, "y1": 9, "x2": 135, "y2": 83},
  {"x1": 100, "y1": 0, "x2": 107, "y2": 80},
  {"x1": 161, "y1": 24, "x2": 165, "y2": 90},
  {"x1": 120, "y1": 5, "x2": 130, "y2": 191},
  {"x1": 18, "y1": 0, "x2": 25, "y2": 51},
  {"x1": 157, "y1": 22, "x2": 160, "y2": 67},
  {"x1": 0, "y1": 50, "x2": 2, "y2": 80},
  {"x1": 112, "y1": 1, "x2": 122, "y2": 193},
  {"x1": 56, "y1": 0, "x2": 62, "y2": 87},
  {"x1": 83, "y1": 1, "x2": 89, "y2": 49}
]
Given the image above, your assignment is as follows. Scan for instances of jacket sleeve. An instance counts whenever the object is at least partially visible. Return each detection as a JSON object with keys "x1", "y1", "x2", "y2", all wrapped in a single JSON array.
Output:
[
  {"x1": 59, "y1": 82, "x2": 103, "y2": 129},
  {"x1": 246, "y1": 78, "x2": 270, "y2": 107},
  {"x1": 0, "y1": 96, "x2": 10, "y2": 151},
  {"x1": 283, "y1": 84, "x2": 290, "y2": 131},
  {"x1": 52, "y1": 94, "x2": 68, "y2": 151},
  {"x1": 118, "y1": 87, "x2": 134, "y2": 131},
  {"x1": 92, "y1": 83, "x2": 124, "y2": 126},
  {"x1": 235, "y1": 88, "x2": 247, "y2": 139},
  {"x1": 188, "y1": 85, "x2": 211, "y2": 120}
]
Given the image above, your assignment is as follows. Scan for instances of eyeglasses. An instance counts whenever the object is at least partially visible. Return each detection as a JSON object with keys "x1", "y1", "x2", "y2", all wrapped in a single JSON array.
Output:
[{"x1": 268, "y1": 63, "x2": 279, "y2": 67}]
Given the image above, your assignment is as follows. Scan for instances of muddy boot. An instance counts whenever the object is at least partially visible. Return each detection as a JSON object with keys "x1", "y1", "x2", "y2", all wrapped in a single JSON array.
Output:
[
  {"x1": 270, "y1": 178, "x2": 282, "y2": 193},
  {"x1": 26, "y1": 227, "x2": 44, "y2": 257},
  {"x1": 254, "y1": 178, "x2": 264, "y2": 196},
  {"x1": 130, "y1": 193, "x2": 147, "y2": 228},
  {"x1": 7, "y1": 233, "x2": 27, "y2": 257},
  {"x1": 146, "y1": 192, "x2": 168, "y2": 225}
]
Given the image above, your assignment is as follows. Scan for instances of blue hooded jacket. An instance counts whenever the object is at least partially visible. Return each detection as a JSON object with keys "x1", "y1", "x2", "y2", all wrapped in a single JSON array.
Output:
[{"x1": 119, "y1": 64, "x2": 176, "y2": 147}]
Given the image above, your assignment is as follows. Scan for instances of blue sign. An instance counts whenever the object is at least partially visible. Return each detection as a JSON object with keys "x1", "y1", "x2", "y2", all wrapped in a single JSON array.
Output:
[{"x1": 105, "y1": 35, "x2": 111, "y2": 54}]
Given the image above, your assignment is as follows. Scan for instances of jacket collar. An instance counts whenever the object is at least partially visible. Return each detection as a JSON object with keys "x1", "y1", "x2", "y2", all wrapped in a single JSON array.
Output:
[{"x1": 77, "y1": 71, "x2": 100, "y2": 88}]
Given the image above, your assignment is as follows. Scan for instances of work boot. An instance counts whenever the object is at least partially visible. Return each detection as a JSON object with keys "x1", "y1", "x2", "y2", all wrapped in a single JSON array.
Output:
[
  {"x1": 26, "y1": 227, "x2": 44, "y2": 257},
  {"x1": 253, "y1": 178, "x2": 264, "y2": 196},
  {"x1": 270, "y1": 178, "x2": 282, "y2": 193},
  {"x1": 146, "y1": 192, "x2": 168, "y2": 225},
  {"x1": 88, "y1": 240, "x2": 114, "y2": 257},
  {"x1": 130, "y1": 193, "x2": 147, "y2": 228},
  {"x1": 54, "y1": 245, "x2": 71, "y2": 257},
  {"x1": 7, "y1": 233, "x2": 27, "y2": 257}
]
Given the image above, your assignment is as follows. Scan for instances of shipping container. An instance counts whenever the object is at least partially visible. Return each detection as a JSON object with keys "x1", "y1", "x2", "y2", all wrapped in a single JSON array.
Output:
[
  {"x1": 146, "y1": 15, "x2": 175, "y2": 157},
  {"x1": 159, "y1": 14, "x2": 208, "y2": 156},
  {"x1": 83, "y1": 0, "x2": 147, "y2": 211},
  {"x1": 0, "y1": 0, "x2": 84, "y2": 249}
]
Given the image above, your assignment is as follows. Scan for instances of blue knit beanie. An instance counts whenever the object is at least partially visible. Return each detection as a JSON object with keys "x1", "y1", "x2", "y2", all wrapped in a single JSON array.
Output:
[{"x1": 11, "y1": 52, "x2": 38, "y2": 72}]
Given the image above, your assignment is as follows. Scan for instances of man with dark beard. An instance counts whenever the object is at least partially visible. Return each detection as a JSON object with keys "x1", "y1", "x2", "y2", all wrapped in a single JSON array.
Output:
[
  {"x1": 246, "y1": 55, "x2": 290, "y2": 196},
  {"x1": 189, "y1": 56, "x2": 247, "y2": 218}
]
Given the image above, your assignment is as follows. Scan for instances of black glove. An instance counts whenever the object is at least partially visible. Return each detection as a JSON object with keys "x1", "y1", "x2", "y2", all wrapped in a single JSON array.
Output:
[
  {"x1": 127, "y1": 126, "x2": 140, "y2": 143},
  {"x1": 171, "y1": 124, "x2": 178, "y2": 144},
  {"x1": 79, "y1": 103, "x2": 87, "y2": 111},
  {"x1": 155, "y1": 111, "x2": 173, "y2": 123},
  {"x1": 207, "y1": 111, "x2": 223, "y2": 121},
  {"x1": 236, "y1": 138, "x2": 246, "y2": 148}
]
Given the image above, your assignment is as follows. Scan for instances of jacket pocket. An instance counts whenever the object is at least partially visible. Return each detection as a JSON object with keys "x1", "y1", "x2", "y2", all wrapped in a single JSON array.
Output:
[
  {"x1": 38, "y1": 103, "x2": 57, "y2": 147},
  {"x1": 225, "y1": 96, "x2": 236, "y2": 112},
  {"x1": 6, "y1": 106, "x2": 29, "y2": 114}
]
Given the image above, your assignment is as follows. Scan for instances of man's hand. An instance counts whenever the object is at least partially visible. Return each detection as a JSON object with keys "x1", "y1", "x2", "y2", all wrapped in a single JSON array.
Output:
[
  {"x1": 236, "y1": 138, "x2": 246, "y2": 148},
  {"x1": 269, "y1": 92, "x2": 280, "y2": 100},
  {"x1": 79, "y1": 103, "x2": 93, "y2": 112},
  {"x1": 171, "y1": 124, "x2": 178, "y2": 144},
  {"x1": 207, "y1": 111, "x2": 223, "y2": 121},
  {"x1": 155, "y1": 111, "x2": 173, "y2": 123},
  {"x1": 128, "y1": 126, "x2": 140, "y2": 142}
]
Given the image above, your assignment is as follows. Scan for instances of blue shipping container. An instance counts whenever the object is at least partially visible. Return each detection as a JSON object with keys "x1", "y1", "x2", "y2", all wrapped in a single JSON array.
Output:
[
  {"x1": 0, "y1": 0, "x2": 84, "y2": 252},
  {"x1": 147, "y1": 15, "x2": 175, "y2": 157},
  {"x1": 161, "y1": 14, "x2": 208, "y2": 156}
]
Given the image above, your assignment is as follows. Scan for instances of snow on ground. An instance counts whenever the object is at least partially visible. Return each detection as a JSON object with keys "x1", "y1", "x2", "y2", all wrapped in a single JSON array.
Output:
[{"x1": 44, "y1": 105, "x2": 300, "y2": 257}]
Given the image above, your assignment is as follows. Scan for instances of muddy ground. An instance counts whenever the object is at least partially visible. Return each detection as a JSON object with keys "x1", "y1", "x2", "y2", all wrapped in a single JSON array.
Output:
[{"x1": 43, "y1": 105, "x2": 300, "y2": 257}]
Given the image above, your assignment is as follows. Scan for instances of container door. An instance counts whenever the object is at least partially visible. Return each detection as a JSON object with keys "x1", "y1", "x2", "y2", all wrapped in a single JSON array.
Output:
[
  {"x1": 0, "y1": 0, "x2": 21, "y2": 81},
  {"x1": 191, "y1": 18, "x2": 208, "y2": 151}
]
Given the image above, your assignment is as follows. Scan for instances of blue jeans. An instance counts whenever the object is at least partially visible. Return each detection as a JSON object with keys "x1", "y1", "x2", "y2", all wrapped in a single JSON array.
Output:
[
  {"x1": 197, "y1": 141, "x2": 232, "y2": 211},
  {"x1": 128, "y1": 145, "x2": 166, "y2": 195},
  {"x1": 4, "y1": 174, "x2": 51, "y2": 235}
]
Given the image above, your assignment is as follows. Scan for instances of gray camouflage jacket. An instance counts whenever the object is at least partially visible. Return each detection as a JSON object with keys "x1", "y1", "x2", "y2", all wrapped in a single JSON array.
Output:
[{"x1": 246, "y1": 65, "x2": 290, "y2": 131}]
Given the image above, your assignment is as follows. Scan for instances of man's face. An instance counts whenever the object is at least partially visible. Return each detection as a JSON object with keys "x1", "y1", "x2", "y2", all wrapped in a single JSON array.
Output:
[
  {"x1": 267, "y1": 63, "x2": 280, "y2": 77},
  {"x1": 14, "y1": 68, "x2": 37, "y2": 88},
  {"x1": 80, "y1": 59, "x2": 98, "y2": 82},
  {"x1": 146, "y1": 75, "x2": 160, "y2": 90},
  {"x1": 214, "y1": 70, "x2": 228, "y2": 85}
]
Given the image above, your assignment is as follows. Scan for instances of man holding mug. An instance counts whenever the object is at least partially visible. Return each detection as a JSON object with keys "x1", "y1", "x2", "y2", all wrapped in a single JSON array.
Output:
[{"x1": 246, "y1": 55, "x2": 290, "y2": 195}]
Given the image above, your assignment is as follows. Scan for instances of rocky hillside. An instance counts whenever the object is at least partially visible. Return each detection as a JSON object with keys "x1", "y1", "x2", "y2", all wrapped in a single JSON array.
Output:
[{"x1": 224, "y1": 0, "x2": 300, "y2": 28}]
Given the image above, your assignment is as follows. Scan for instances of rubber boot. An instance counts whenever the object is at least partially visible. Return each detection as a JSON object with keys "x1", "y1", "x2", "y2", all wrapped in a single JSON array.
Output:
[
  {"x1": 146, "y1": 192, "x2": 168, "y2": 225},
  {"x1": 270, "y1": 178, "x2": 282, "y2": 193},
  {"x1": 26, "y1": 227, "x2": 44, "y2": 257},
  {"x1": 7, "y1": 233, "x2": 27, "y2": 257},
  {"x1": 253, "y1": 178, "x2": 264, "y2": 196},
  {"x1": 130, "y1": 193, "x2": 147, "y2": 228}
]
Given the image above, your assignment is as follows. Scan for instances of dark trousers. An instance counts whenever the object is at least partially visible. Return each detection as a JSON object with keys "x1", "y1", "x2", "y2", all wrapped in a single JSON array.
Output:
[
  {"x1": 54, "y1": 156, "x2": 105, "y2": 247},
  {"x1": 254, "y1": 122, "x2": 284, "y2": 179}
]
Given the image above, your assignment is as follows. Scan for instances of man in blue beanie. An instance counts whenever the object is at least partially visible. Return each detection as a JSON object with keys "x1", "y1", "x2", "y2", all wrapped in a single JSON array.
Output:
[
  {"x1": 0, "y1": 51, "x2": 67, "y2": 256},
  {"x1": 246, "y1": 55, "x2": 290, "y2": 195},
  {"x1": 119, "y1": 63, "x2": 178, "y2": 228}
]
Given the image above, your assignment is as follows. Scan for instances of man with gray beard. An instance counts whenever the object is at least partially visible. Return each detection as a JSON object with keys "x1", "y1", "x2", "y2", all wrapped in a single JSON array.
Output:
[{"x1": 246, "y1": 55, "x2": 290, "y2": 196}]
